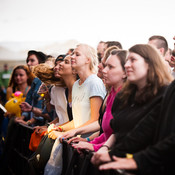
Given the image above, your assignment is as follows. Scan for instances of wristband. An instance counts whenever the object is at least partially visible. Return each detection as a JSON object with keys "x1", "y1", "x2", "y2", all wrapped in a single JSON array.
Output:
[
  {"x1": 101, "y1": 145, "x2": 109, "y2": 150},
  {"x1": 86, "y1": 137, "x2": 90, "y2": 142},
  {"x1": 58, "y1": 126, "x2": 63, "y2": 132}
]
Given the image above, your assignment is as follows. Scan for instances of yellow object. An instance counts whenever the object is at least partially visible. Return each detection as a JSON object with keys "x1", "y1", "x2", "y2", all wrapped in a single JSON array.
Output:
[
  {"x1": 126, "y1": 153, "x2": 133, "y2": 159},
  {"x1": 40, "y1": 93, "x2": 44, "y2": 97},
  {"x1": 5, "y1": 91, "x2": 26, "y2": 117}
]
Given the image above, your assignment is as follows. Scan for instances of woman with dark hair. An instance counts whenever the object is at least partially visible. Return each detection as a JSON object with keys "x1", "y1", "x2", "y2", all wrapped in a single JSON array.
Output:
[
  {"x1": 27, "y1": 55, "x2": 78, "y2": 175},
  {"x1": 70, "y1": 49, "x2": 127, "y2": 152},
  {"x1": 15, "y1": 50, "x2": 48, "y2": 126},
  {"x1": 91, "y1": 44, "x2": 173, "y2": 170},
  {"x1": 26, "y1": 50, "x2": 47, "y2": 68},
  {"x1": 19, "y1": 54, "x2": 68, "y2": 127},
  {"x1": 97, "y1": 41, "x2": 175, "y2": 175},
  {"x1": 6, "y1": 65, "x2": 34, "y2": 101},
  {"x1": 1, "y1": 65, "x2": 34, "y2": 138},
  {"x1": 0, "y1": 50, "x2": 48, "y2": 174}
]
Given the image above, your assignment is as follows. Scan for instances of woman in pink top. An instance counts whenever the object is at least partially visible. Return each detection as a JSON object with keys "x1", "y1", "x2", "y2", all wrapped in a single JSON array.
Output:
[{"x1": 72, "y1": 49, "x2": 127, "y2": 152}]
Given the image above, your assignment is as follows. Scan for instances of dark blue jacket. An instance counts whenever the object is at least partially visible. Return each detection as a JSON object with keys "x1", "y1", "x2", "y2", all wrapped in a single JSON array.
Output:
[{"x1": 22, "y1": 77, "x2": 44, "y2": 125}]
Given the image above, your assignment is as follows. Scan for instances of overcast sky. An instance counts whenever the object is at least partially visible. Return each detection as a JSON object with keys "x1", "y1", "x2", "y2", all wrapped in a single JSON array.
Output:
[{"x1": 0, "y1": 0, "x2": 175, "y2": 51}]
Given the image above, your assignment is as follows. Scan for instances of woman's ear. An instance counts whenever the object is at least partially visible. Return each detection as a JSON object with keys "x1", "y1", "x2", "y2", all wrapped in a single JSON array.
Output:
[{"x1": 85, "y1": 57, "x2": 91, "y2": 64}]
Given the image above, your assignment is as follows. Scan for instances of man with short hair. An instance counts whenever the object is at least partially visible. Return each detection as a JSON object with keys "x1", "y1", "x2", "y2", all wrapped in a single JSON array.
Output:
[
  {"x1": 148, "y1": 35, "x2": 171, "y2": 72},
  {"x1": 97, "y1": 41, "x2": 105, "y2": 62}
]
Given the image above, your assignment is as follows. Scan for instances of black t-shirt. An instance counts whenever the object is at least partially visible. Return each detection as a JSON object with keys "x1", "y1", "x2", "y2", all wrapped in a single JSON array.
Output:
[
  {"x1": 65, "y1": 88, "x2": 73, "y2": 121},
  {"x1": 109, "y1": 86, "x2": 167, "y2": 157}
]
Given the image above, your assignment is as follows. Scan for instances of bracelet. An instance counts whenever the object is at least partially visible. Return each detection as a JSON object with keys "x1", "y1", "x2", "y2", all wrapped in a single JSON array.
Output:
[
  {"x1": 57, "y1": 126, "x2": 63, "y2": 132},
  {"x1": 101, "y1": 145, "x2": 110, "y2": 150},
  {"x1": 86, "y1": 137, "x2": 90, "y2": 142}
]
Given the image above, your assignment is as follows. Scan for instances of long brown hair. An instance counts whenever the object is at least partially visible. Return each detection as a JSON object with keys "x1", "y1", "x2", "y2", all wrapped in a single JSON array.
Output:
[
  {"x1": 8, "y1": 65, "x2": 35, "y2": 88},
  {"x1": 33, "y1": 63, "x2": 66, "y2": 87},
  {"x1": 119, "y1": 44, "x2": 173, "y2": 105},
  {"x1": 103, "y1": 46, "x2": 120, "y2": 62}
]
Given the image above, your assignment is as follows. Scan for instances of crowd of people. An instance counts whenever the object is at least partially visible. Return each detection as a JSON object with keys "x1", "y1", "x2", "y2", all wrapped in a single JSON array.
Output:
[{"x1": 0, "y1": 35, "x2": 175, "y2": 175}]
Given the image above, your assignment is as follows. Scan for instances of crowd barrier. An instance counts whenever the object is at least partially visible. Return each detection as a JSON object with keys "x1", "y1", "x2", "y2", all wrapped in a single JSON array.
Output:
[
  {"x1": 62, "y1": 140, "x2": 127, "y2": 175},
  {"x1": 3, "y1": 122, "x2": 34, "y2": 175},
  {"x1": 1, "y1": 120, "x2": 135, "y2": 175}
]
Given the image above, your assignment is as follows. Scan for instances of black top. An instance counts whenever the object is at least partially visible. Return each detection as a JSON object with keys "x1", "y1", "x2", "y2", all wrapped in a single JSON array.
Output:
[
  {"x1": 65, "y1": 88, "x2": 73, "y2": 121},
  {"x1": 132, "y1": 80, "x2": 175, "y2": 175},
  {"x1": 98, "y1": 93, "x2": 108, "y2": 135},
  {"x1": 109, "y1": 86, "x2": 167, "y2": 158}
]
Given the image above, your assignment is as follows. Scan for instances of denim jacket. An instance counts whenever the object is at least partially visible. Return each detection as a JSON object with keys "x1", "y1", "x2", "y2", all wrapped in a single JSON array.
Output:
[{"x1": 22, "y1": 77, "x2": 44, "y2": 125}]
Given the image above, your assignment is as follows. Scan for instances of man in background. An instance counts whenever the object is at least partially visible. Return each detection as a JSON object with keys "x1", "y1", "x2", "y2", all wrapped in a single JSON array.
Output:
[
  {"x1": 148, "y1": 35, "x2": 172, "y2": 72},
  {"x1": 0, "y1": 64, "x2": 11, "y2": 105}
]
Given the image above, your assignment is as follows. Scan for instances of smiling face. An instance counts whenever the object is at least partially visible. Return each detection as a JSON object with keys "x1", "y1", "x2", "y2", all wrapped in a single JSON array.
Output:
[
  {"x1": 125, "y1": 52, "x2": 149, "y2": 89},
  {"x1": 53, "y1": 60, "x2": 62, "y2": 78},
  {"x1": 58, "y1": 56, "x2": 73, "y2": 77},
  {"x1": 102, "y1": 55, "x2": 125, "y2": 89},
  {"x1": 14, "y1": 68, "x2": 28, "y2": 85}
]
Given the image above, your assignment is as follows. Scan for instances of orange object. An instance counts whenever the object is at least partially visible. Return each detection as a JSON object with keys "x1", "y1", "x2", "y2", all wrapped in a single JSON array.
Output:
[{"x1": 29, "y1": 129, "x2": 46, "y2": 152}]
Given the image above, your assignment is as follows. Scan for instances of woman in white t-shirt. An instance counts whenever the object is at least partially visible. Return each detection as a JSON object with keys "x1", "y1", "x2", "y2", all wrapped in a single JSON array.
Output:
[
  {"x1": 48, "y1": 44, "x2": 106, "y2": 139},
  {"x1": 43, "y1": 44, "x2": 106, "y2": 175}
]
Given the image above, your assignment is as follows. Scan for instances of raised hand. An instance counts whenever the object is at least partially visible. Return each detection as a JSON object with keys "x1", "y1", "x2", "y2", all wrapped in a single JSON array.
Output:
[{"x1": 20, "y1": 102, "x2": 32, "y2": 112}]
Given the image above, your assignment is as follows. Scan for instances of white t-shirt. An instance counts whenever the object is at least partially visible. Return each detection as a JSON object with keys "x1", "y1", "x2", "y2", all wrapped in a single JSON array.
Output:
[
  {"x1": 50, "y1": 86, "x2": 69, "y2": 125},
  {"x1": 72, "y1": 74, "x2": 106, "y2": 128}
]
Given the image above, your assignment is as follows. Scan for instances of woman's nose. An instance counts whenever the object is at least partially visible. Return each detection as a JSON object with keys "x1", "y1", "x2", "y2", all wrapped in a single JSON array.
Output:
[
  {"x1": 59, "y1": 62, "x2": 63, "y2": 66},
  {"x1": 102, "y1": 66, "x2": 107, "y2": 74},
  {"x1": 124, "y1": 60, "x2": 130, "y2": 68}
]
